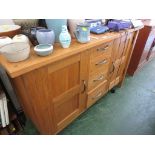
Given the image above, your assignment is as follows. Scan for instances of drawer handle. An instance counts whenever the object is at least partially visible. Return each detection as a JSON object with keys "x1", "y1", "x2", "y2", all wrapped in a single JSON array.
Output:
[
  {"x1": 92, "y1": 92, "x2": 102, "y2": 100},
  {"x1": 97, "y1": 45, "x2": 109, "y2": 52},
  {"x1": 95, "y1": 59, "x2": 107, "y2": 65},
  {"x1": 93, "y1": 75, "x2": 104, "y2": 82}
]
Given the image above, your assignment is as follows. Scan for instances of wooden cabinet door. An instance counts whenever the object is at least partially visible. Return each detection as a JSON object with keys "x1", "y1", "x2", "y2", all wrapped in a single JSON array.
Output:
[
  {"x1": 108, "y1": 37, "x2": 120, "y2": 90},
  {"x1": 47, "y1": 53, "x2": 87, "y2": 133},
  {"x1": 117, "y1": 35, "x2": 127, "y2": 59},
  {"x1": 12, "y1": 53, "x2": 88, "y2": 134},
  {"x1": 108, "y1": 35, "x2": 126, "y2": 90},
  {"x1": 117, "y1": 32, "x2": 135, "y2": 85},
  {"x1": 109, "y1": 33, "x2": 131, "y2": 90}
]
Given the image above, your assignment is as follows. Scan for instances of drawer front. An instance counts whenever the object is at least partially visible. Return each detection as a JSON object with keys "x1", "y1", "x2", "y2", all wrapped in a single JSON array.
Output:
[
  {"x1": 88, "y1": 70, "x2": 108, "y2": 91},
  {"x1": 91, "y1": 41, "x2": 113, "y2": 59},
  {"x1": 87, "y1": 80, "x2": 108, "y2": 108},
  {"x1": 90, "y1": 55, "x2": 110, "y2": 74}
]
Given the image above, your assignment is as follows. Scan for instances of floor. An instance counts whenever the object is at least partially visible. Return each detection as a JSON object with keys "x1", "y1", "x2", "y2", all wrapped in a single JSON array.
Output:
[{"x1": 22, "y1": 58, "x2": 155, "y2": 135}]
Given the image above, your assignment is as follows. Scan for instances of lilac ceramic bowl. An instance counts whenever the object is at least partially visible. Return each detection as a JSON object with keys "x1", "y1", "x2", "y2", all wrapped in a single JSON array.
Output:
[{"x1": 36, "y1": 29, "x2": 55, "y2": 45}]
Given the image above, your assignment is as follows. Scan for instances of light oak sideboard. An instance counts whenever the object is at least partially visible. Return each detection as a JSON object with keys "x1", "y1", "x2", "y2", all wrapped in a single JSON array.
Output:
[{"x1": 0, "y1": 27, "x2": 142, "y2": 134}]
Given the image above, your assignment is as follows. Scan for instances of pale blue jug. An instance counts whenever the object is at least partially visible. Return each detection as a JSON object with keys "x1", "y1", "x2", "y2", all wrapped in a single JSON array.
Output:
[{"x1": 74, "y1": 23, "x2": 90, "y2": 43}]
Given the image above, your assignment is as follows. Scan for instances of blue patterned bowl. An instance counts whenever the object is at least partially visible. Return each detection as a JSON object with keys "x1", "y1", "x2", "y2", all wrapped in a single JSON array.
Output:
[{"x1": 34, "y1": 44, "x2": 53, "y2": 56}]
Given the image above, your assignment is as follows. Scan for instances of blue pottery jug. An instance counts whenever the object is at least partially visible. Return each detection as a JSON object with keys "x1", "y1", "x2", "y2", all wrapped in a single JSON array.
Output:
[
  {"x1": 45, "y1": 19, "x2": 67, "y2": 42},
  {"x1": 74, "y1": 23, "x2": 90, "y2": 43},
  {"x1": 59, "y1": 25, "x2": 71, "y2": 48}
]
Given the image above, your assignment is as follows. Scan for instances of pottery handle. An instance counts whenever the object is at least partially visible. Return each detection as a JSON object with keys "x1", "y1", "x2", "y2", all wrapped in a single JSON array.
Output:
[{"x1": 74, "y1": 29, "x2": 79, "y2": 39}]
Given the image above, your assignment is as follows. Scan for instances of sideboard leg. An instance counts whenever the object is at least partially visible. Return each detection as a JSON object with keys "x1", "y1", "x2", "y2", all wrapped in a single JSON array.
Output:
[{"x1": 110, "y1": 89, "x2": 116, "y2": 93}]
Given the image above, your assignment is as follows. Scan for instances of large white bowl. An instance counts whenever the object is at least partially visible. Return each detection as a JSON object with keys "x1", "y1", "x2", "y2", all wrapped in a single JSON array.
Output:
[
  {"x1": 0, "y1": 42, "x2": 30, "y2": 62},
  {"x1": 0, "y1": 25, "x2": 21, "y2": 33}
]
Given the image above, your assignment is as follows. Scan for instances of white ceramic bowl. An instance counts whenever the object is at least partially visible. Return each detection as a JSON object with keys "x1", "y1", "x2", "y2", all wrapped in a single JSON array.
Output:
[
  {"x1": 0, "y1": 25, "x2": 21, "y2": 33},
  {"x1": 0, "y1": 42, "x2": 30, "y2": 62},
  {"x1": 34, "y1": 44, "x2": 53, "y2": 56}
]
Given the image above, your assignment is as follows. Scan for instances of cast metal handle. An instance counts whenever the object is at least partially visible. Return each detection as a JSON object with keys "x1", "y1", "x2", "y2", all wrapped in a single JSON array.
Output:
[
  {"x1": 92, "y1": 92, "x2": 102, "y2": 100},
  {"x1": 95, "y1": 59, "x2": 107, "y2": 66},
  {"x1": 109, "y1": 62, "x2": 115, "y2": 74},
  {"x1": 93, "y1": 75, "x2": 104, "y2": 82},
  {"x1": 97, "y1": 45, "x2": 109, "y2": 52},
  {"x1": 81, "y1": 80, "x2": 86, "y2": 93}
]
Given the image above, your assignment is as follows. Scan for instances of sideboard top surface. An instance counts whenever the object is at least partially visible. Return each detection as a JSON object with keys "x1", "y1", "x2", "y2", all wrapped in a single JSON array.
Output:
[{"x1": 0, "y1": 27, "x2": 142, "y2": 78}]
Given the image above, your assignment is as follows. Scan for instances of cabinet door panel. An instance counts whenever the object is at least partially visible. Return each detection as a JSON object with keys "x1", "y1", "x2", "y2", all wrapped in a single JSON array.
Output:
[
  {"x1": 117, "y1": 32, "x2": 135, "y2": 85},
  {"x1": 15, "y1": 67, "x2": 55, "y2": 134},
  {"x1": 111, "y1": 37, "x2": 121, "y2": 62},
  {"x1": 54, "y1": 95, "x2": 79, "y2": 128},
  {"x1": 117, "y1": 35, "x2": 126, "y2": 59},
  {"x1": 48, "y1": 62, "x2": 80, "y2": 98},
  {"x1": 47, "y1": 54, "x2": 85, "y2": 132},
  {"x1": 109, "y1": 34, "x2": 128, "y2": 90},
  {"x1": 108, "y1": 36, "x2": 125, "y2": 90}
]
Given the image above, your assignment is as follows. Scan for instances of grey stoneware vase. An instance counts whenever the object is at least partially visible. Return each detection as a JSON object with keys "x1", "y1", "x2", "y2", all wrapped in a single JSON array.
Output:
[{"x1": 45, "y1": 19, "x2": 67, "y2": 42}]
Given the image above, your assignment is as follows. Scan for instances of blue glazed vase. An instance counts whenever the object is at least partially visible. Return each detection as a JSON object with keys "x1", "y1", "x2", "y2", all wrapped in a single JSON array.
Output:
[
  {"x1": 45, "y1": 19, "x2": 67, "y2": 42},
  {"x1": 36, "y1": 29, "x2": 55, "y2": 45},
  {"x1": 59, "y1": 25, "x2": 71, "y2": 48}
]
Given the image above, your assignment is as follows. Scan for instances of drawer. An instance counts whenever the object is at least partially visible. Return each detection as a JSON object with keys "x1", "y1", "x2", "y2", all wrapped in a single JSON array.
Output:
[
  {"x1": 88, "y1": 70, "x2": 108, "y2": 91},
  {"x1": 90, "y1": 41, "x2": 113, "y2": 60},
  {"x1": 90, "y1": 55, "x2": 110, "y2": 74},
  {"x1": 87, "y1": 80, "x2": 108, "y2": 108}
]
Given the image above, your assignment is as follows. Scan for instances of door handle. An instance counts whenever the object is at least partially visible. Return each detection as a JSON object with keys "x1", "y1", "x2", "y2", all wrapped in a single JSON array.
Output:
[
  {"x1": 95, "y1": 59, "x2": 107, "y2": 66},
  {"x1": 110, "y1": 62, "x2": 115, "y2": 74},
  {"x1": 81, "y1": 80, "x2": 86, "y2": 93}
]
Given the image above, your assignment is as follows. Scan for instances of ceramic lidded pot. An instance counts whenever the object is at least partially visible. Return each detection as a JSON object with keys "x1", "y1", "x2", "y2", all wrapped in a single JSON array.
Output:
[
  {"x1": 0, "y1": 42, "x2": 30, "y2": 62},
  {"x1": 74, "y1": 23, "x2": 90, "y2": 43},
  {"x1": 12, "y1": 34, "x2": 29, "y2": 44},
  {"x1": 59, "y1": 25, "x2": 71, "y2": 48},
  {"x1": 0, "y1": 36, "x2": 12, "y2": 48},
  {"x1": 45, "y1": 19, "x2": 67, "y2": 42},
  {"x1": 36, "y1": 29, "x2": 55, "y2": 45}
]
